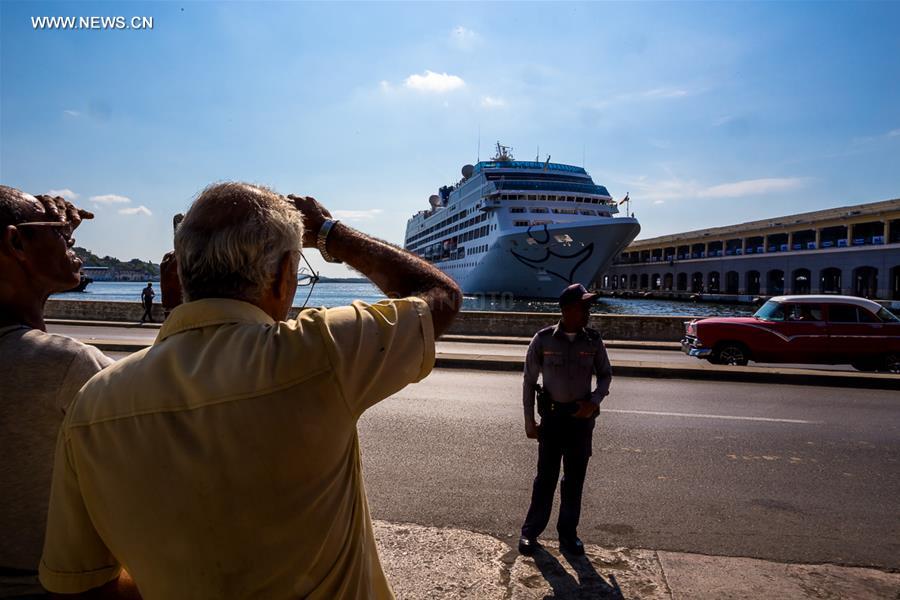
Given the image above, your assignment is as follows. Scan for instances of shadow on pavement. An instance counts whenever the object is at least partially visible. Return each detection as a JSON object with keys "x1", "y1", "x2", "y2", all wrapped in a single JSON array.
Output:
[{"x1": 532, "y1": 547, "x2": 624, "y2": 599}]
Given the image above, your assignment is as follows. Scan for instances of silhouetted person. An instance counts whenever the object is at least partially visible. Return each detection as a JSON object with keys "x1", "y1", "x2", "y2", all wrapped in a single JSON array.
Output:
[
  {"x1": 140, "y1": 282, "x2": 155, "y2": 323},
  {"x1": 160, "y1": 213, "x2": 184, "y2": 320},
  {"x1": 0, "y1": 186, "x2": 120, "y2": 598}
]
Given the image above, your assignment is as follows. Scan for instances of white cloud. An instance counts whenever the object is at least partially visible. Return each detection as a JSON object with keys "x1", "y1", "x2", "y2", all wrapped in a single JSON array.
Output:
[
  {"x1": 118, "y1": 205, "x2": 152, "y2": 216},
  {"x1": 653, "y1": 200, "x2": 665, "y2": 205},
  {"x1": 404, "y1": 70, "x2": 465, "y2": 93},
  {"x1": 63, "y1": 110, "x2": 80, "y2": 117},
  {"x1": 46, "y1": 188, "x2": 79, "y2": 200},
  {"x1": 613, "y1": 173, "x2": 809, "y2": 202},
  {"x1": 888, "y1": 129, "x2": 900, "y2": 137},
  {"x1": 332, "y1": 208, "x2": 383, "y2": 221},
  {"x1": 641, "y1": 87, "x2": 689, "y2": 99},
  {"x1": 698, "y1": 178, "x2": 808, "y2": 198},
  {"x1": 90, "y1": 194, "x2": 131, "y2": 205},
  {"x1": 451, "y1": 26, "x2": 478, "y2": 50},
  {"x1": 584, "y1": 85, "x2": 700, "y2": 112},
  {"x1": 712, "y1": 115, "x2": 736, "y2": 127},
  {"x1": 481, "y1": 96, "x2": 506, "y2": 109}
]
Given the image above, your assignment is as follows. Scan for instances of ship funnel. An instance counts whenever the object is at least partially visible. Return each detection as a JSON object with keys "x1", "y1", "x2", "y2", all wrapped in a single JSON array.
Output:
[
  {"x1": 461, "y1": 164, "x2": 475, "y2": 179},
  {"x1": 429, "y1": 195, "x2": 441, "y2": 208}
]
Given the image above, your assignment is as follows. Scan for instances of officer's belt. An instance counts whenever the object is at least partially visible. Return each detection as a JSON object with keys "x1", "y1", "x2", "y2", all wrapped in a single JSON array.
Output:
[
  {"x1": 536, "y1": 385, "x2": 578, "y2": 417},
  {"x1": 545, "y1": 399, "x2": 578, "y2": 416}
]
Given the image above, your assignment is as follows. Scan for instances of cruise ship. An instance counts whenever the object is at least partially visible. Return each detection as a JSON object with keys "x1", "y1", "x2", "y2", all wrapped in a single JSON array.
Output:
[{"x1": 403, "y1": 144, "x2": 641, "y2": 298}]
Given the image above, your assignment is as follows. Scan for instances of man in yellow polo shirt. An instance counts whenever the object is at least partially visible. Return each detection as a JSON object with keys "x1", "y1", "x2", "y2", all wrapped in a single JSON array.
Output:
[{"x1": 39, "y1": 182, "x2": 461, "y2": 599}]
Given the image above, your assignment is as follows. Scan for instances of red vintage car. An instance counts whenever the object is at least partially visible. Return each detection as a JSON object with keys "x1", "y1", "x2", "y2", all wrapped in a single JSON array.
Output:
[{"x1": 682, "y1": 295, "x2": 900, "y2": 372}]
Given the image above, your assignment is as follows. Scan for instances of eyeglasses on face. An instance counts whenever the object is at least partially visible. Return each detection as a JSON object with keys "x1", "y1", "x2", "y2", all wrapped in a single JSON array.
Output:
[
  {"x1": 296, "y1": 251, "x2": 319, "y2": 309},
  {"x1": 16, "y1": 221, "x2": 75, "y2": 248}
]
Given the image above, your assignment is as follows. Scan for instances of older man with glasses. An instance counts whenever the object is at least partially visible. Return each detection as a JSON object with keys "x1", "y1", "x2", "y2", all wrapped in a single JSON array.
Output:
[
  {"x1": 0, "y1": 185, "x2": 118, "y2": 598},
  {"x1": 39, "y1": 182, "x2": 461, "y2": 599}
]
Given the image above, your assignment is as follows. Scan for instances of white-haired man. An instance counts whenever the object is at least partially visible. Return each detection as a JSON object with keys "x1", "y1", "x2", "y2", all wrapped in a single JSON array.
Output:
[
  {"x1": 39, "y1": 182, "x2": 461, "y2": 599},
  {"x1": 0, "y1": 186, "x2": 119, "y2": 598}
]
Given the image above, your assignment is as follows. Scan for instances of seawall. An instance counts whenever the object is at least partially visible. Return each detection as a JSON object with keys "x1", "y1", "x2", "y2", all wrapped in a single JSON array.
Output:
[{"x1": 44, "y1": 299, "x2": 691, "y2": 341}]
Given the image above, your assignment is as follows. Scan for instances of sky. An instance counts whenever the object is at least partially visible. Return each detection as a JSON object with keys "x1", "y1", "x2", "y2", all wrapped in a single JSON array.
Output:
[{"x1": 1, "y1": 1, "x2": 898, "y2": 277}]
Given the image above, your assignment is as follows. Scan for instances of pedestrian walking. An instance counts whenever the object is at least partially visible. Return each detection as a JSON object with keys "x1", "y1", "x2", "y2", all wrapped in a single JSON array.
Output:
[
  {"x1": 518, "y1": 283, "x2": 612, "y2": 557},
  {"x1": 140, "y1": 282, "x2": 155, "y2": 323}
]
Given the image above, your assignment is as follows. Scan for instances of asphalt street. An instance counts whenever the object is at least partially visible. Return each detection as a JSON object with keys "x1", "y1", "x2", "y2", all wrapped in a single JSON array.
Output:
[
  {"x1": 357, "y1": 370, "x2": 900, "y2": 571},
  {"x1": 48, "y1": 323, "x2": 859, "y2": 372},
  {"x1": 58, "y1": 323, "x2": 900, "y2": 569}
]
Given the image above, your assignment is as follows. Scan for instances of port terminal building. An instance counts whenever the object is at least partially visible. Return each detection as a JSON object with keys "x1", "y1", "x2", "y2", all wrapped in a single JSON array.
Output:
[{"x1": 598, "y1": 198, "x2": 900, "y2": 300}]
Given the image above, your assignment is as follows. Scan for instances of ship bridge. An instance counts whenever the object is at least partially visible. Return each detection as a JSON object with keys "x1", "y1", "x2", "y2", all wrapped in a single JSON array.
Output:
[{"x1": 487, "y1": 180, "x2": 611, "y2": 197}]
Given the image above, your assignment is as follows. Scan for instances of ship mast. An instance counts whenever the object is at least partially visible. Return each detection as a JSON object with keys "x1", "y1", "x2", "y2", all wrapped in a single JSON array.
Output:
[{"x1": 493, "y1": 142, "x2": 513, "y2": 161}]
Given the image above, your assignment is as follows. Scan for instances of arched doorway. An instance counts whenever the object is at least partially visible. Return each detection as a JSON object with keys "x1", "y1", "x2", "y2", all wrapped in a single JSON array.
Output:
[
  {"x1": 620, "y1": 274, "x2": 628, "y2": 289},
  {"x1": 663, "y1": 273, "x2": 674, "y2": 291},
  {"x1": 651, "y1": 273, "x2": 661, "y2": 291},
  {"x1": 676, "y1": 273, "x2": 687, "y2": 291},
  {"x1": 725, "y1": 271, "x2": 739, "y2": 295},
  {"x1": 792, "y1": 268, "x2": 811, "y2": 294},
  {"x1": 853, "y1": 266, "x2": 878, "y2": 298},
  {"x1": 767, "y1": 270, "x2": 785, "y2": 295},
  {"x1": 640, "y1": 273, "x2": 649, "y2": 289},
  {"x1": 691, "y1": 272, "x2": 704, "y2": 293},
  {"x1": 746, "y1": 271, "x2": 760, "y2": 295},
  {"x1": 707, "y1": 271, "x2": 720, "y2": 293},
  {"x1": 820, "y1": 267, "x2": 841, "y2": 294},
  {"x1": 892, "y1": 266, "x2": 900, "y2": 300}
]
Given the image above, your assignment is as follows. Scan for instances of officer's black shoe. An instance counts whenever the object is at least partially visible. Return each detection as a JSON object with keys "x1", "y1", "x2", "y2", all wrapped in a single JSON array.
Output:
[
  {"x1": 518, "y1": 536, "x2": 539, "y2": 556},
  {"x1": 559, "y1": 536, "x2": 585, "y2": 556}
]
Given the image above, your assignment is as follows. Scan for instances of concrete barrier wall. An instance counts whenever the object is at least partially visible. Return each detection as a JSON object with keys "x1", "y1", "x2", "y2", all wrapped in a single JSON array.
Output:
[
  {"x1": 444, "y1": 311, "x2": 690, "y2": 341},
  {"x1": 46, "y1": 300, "x2": 166, "y2": 323},
  {"x1": 44, "y1": 299, "x2": 694, "y2": 341}
]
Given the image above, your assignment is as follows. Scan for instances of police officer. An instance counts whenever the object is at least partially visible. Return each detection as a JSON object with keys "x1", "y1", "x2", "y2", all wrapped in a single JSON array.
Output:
[{"x1": 518, "y1": 283, "x2": 612, "y2": 556}]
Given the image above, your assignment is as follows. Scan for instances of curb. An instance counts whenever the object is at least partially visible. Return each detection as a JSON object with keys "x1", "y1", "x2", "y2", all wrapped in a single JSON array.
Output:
[
  {"x1": 86, "y1": 340, "x2": 900, "y2": 391},
  {"x1": 442, "y1": 334, "x2": 681, "y2": 352},
  {"x1": 49, "y1": 321, "x2": 681, "y2": 352},
  {"x1": 47, "y1": 318, "x2": 163, "y2": 330}
]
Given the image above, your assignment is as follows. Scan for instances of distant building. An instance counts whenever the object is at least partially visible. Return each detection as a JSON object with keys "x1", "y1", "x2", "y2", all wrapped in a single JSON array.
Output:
[
  {"x1": 598, "y1": 198, "x2": 900, "y2": 300},
  {"x1": 81, "y1": 266, "x2": 111, "y2": 281},
  {"x1": 113, "y1": 268, "x2": 150, "y2": 282}
]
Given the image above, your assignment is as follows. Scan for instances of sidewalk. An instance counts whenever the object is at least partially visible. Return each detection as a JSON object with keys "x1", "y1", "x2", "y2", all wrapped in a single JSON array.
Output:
[{"x1": 373, "y1": 521, "x2": 900, "y2": 599}]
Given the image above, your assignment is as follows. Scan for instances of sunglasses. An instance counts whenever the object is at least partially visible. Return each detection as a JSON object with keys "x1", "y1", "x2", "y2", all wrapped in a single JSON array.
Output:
[
  {"x1": 16, "y1": 221, "x2": 75, "y2": 247},
  {"x1": 296, "y1": 251, "x2": 320, "y2": 308}
]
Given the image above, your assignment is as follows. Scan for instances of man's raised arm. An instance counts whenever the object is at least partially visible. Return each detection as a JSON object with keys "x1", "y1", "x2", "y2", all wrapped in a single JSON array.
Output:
[{"x1": 289, "y1": 195, "x2": 462, "y2": 337}]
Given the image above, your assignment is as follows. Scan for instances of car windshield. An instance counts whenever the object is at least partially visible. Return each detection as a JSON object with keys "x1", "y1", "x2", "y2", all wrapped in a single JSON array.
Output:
[
  {"x1": 877, "y1": 307, "x2": 900, "y2": 323},
  {"x1": 754, "y1": 300, "x2": 785, "y2": 321}
]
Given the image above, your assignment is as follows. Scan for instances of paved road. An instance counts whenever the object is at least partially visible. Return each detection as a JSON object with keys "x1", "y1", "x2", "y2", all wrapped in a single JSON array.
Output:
[
  {"x1": 48, "y1": 323, "x2": 859, "y2": 372},
  {"x1": 63, "y1": 324, "x2": 898, "y2": 568},
  {"x1": 358, "y1": 370, "x2": 900, "y2": 570}
]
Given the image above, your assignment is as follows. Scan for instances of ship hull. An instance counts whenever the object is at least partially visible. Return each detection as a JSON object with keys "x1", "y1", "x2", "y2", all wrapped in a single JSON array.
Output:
[{"x1": 442, "y1": 218, "x2": 640, "y2": 299}]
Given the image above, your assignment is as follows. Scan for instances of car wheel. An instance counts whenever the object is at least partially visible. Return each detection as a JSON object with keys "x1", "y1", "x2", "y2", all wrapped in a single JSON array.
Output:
[
  {"x1": 713, "y1": 343, "x2": 749, "y2": 366},
  {"x1": 881, "y1": 353, "x2": 900, "y2": 374}
]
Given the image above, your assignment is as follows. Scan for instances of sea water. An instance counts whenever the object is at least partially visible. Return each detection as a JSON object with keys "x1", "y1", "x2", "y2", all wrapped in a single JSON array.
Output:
[{"x1": 52, "y1": 281, "x2": 755, "y2": 317}]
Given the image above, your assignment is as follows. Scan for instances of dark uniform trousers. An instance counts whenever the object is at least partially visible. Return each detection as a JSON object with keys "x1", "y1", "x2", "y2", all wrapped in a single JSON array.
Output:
[{"x1": 521, "y1": 413, "x2": 595, "y2": 540}]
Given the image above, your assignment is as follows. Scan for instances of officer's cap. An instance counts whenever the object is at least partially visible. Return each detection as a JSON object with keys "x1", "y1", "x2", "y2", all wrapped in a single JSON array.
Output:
[{"x1": 559, "y1": 283, "x2": 598, "y2": 307}]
